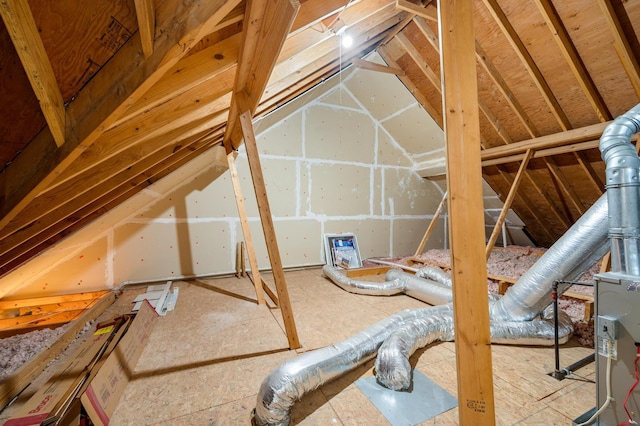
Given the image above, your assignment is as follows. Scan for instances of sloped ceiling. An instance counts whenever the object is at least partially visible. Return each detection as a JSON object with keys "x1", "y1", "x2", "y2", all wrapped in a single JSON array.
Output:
[{"x1": 0, "y1": 0, "x2": 639, "y2": 281}]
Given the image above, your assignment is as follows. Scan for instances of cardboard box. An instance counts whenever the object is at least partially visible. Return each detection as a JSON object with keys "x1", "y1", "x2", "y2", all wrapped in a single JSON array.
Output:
[
  {"x1": 80, "y1": 301, "x2": 158, "y2": 425},
  {"x1": 4, "y1": 323, "x2": 118, "y2": 426}
]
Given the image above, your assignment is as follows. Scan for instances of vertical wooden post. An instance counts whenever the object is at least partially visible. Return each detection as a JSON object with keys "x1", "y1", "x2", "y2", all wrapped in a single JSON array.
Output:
[
  {"x1": 415, "y1": 191, "x2": 448, "y2": 256},
  {"x1": 438, "y1": 0, "x2": 496, "y2": 424},
  {"x1": 485, "y1": 149, "x2": 533, "y2": 259},
  {"x1": 238, "y1": 109, "x2": 301, "y2": 350},
  {"x1": 227, "y1": 152, "x2": 265, "y2": 305}
]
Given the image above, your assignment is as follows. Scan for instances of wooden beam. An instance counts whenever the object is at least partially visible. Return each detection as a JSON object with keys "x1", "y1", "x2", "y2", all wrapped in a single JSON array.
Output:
[
  {"x1": 415, "y1": 191, "x2": 447, "y2": 256},
  {"x1": 596, "y1": 0, "x2": 640, "y2": 98},
  {"x1": 0, "y1": 128, "x2": 221, "y2": 268},
  {"x1": 227, "y1": 152, "x2": 266, "y2": 305},
  {"x1": 0, "y1": 0, "x2": 241, "y2": 231},
  {"x1": 134, "y1": 0, "x2": 155, "y2": 59},
  {"x1": 0, "y1": 291, "x2": 115, "y2": 408},
  {"x1": 0, "y1": 0, "x2": 65, "y2": 147},
  {"x1": 378, "y1": 43, "x2": 443, "y2": 126},
  {"x1": 291, "y1": 0, "x2": 351, "y2": 35},
  {"x1": 439, "y1": 0, "x2": 495, "y2": 423},
  {"x1": 545, "y1": 156, "x2": 586, "y2": 214},
  {"x1": 395, "y1": 0, "x2": 437, "y2": 21},
  {"x1": 574, "y1": 151, "x2": 605, "y2": 193},
  {"x1": 0, "y1": 290, "x2": 110, "y2": 310},
  {"x1": 239, "y1": 107, "x2": 300, "y2": 349},
  {"x1": 482, "y1": 0, "x2": 571, "y2": 131},
  {"x1": 533, "y1": 0, "x2": 612, "y2": 122},
  {"x1": 351, "y1": 57, "x2": 405, "y2": 75},
  {"x1": 224, "y1": 0, "x2": 301, "y2": 152},
  {"x1": 481, "y1": 122, "x2": 610, "y2": 161},
  {"x1": 486, "y1": 150, "x2": 533, "y2": 258}
]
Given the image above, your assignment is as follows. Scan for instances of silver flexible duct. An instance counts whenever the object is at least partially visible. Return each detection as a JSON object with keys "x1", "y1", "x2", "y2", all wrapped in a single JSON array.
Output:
[
  {"x1": 384, "y1": 269, "x2": 453, "y2": 305},
  {"x1": 253, "y1": 304, "x2": 454, "y2": 426},
  {"x1": 415, "y1": 266, "x2": 453, "y2": 288},
  {"x1": 490, "y1": 193, "x2": 610, "y2": 321},
  {"x1": 321, "y1": 264, "x2": 405, "y2": 296},
  {"x1": 599, "y1": 103, "x2": 640, "y2": 275},
  {"x1": 375, "y1": 305, "x2": 573, "y2": 391},
  {"x1": 374, "y1": 305, "x2": 454, "y2": 391},
  {"x1": 322, "y1": 265, "x2": 453, "y2": 305}
]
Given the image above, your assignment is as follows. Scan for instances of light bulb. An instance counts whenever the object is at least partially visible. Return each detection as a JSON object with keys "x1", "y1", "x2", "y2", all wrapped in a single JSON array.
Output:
[{"x1": 341, "y1": 34, "x2": 353, "y2": 48}]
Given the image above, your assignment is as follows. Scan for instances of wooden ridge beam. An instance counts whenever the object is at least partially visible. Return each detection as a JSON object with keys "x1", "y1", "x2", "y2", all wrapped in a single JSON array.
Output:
[
  {"x1": 0, "y1": 0, "x2": 241, "y2": 231},
  {"x1": 439, "y1": 1, "x2": 495, "y2": 422},
  {"x1": 290, "y1": 0, "x2": 351, "y2": 35},
  {"x1": 0, "y1": 0, "x2": 65, "y2": 148}
]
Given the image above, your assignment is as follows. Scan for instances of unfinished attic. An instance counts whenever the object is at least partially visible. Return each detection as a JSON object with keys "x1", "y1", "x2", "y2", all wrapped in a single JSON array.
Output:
[{"x1": 1, "y1": 0, "x2": 640, "y2": 424}]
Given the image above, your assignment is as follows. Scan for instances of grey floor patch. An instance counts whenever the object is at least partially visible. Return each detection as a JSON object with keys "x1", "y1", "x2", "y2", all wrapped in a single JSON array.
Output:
[{"x1": 355, "y1": 370, "x2": 457, "y2": 425}]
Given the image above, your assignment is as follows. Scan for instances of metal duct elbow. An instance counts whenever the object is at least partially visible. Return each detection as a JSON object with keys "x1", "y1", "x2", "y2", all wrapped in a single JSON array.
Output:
[{"x1": 599, "y1": 103, "x2": 640, "y2": 275}]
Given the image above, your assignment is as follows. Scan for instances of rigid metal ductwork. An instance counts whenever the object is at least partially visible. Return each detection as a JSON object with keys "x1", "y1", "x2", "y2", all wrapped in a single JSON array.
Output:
[{"x1": 599, "y1": 103, "x2": 640, "y2": 275}]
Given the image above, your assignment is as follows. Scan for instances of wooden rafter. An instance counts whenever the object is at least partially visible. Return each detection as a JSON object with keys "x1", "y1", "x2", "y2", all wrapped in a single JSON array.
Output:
[
  {"x1": 439, "y1": 0, "x2": 495, "y2": 422},
  {"x1": 134, "y1": 0, "x2": 155, "y2": 59},
  {"x1": 378, "y1": 43, "x2": 443, "y2": 126},
  {"x1": 0, "y1": 128, "x2": 222, "y2": 268},
  {"x1": 0, "y1": 0, "x2": 65, "y2": 148},
  {"x1": 522, "y1": 166, "x2": 572, "y2": 229},
  {"x1": 0, "y1": 0, "x2": 242, "y2": 231},
  {"x1": 0, "y1": 83, "x2": 234, "y2": 241},
  {"x1": 224, "y1": 0, "x2": 301, "y2": 152},
  {"x1": 596, "y1": 0, "x2": 640, "y2": 98},
  {"x1": 482, "y1": 0, "x2": 571, "y2": 131},
  {"x1": 352, "y1": 57, "x2": 405, "y2": 75},
  {"x1": 545, "y1": 157, "x2": 586, "y2": 214},
  {"x1": 532, "y1": 0, "x2": 611, "y2": 122},
  {"x1": 395, "y1": 0, "x2": 437, "y2": 21}
]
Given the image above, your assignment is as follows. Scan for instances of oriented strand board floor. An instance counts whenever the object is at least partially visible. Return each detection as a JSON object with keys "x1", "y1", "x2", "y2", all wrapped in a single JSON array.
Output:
[{"x1": 3, "y1": 267, "x2": 596, "y2": 425}]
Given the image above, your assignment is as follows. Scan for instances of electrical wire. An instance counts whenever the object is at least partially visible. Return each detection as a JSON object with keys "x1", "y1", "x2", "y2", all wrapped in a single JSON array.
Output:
[
  {"x1": 577, "y1": 339, "x2": 613, "y2": 426},
  {"x1": 618, "y1": 344, "x2": 640, "y2": 426}
]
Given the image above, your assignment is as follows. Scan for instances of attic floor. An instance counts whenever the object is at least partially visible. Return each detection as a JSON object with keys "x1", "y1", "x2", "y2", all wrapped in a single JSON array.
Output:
[{"x1": 3, "y1": 268, "x2": 595, "y2": 425}]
